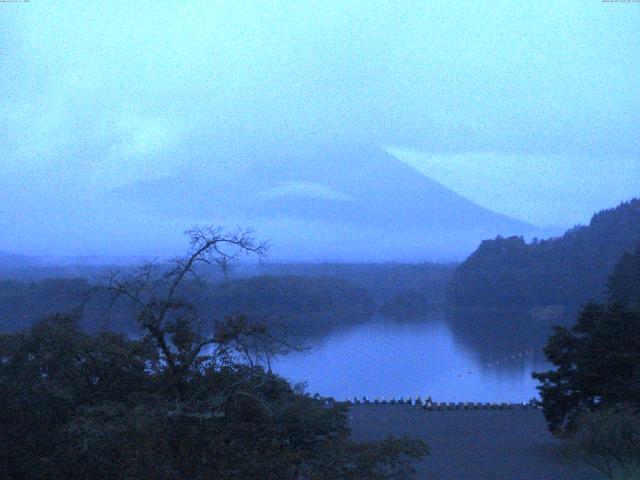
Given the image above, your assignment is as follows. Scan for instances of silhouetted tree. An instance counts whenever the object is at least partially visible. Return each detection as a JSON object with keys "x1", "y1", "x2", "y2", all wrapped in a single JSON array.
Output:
[
  {"x1": 608, "y1": 241, "x2": 640, "y2": 308},
  {"x1": 0, "y1": 314, "x2": 154, "y2": 479},
  {"x1": 533, "y1": 302, "x2": 640, "y2": 433},
  {"x1": 0, "y1": 226, "x2": 427, "y2": 479}
]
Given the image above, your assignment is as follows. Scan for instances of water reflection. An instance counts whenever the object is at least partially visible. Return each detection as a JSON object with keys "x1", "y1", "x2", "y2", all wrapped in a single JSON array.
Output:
[
  {"x1": 446, "y1": 306, "x2": 575, "y2": 365},
  {"x1": 272, "y1": 309, "x2": 575, "y2": 403}
]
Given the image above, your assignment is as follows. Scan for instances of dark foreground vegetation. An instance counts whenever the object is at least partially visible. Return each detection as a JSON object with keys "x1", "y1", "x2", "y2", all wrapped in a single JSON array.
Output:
[
  {"x1": 257, "y1": 262, "x2": 456, "y2": 306},
  {"x1": 0, "y1": 315, "x2": 425, "y2": 479},
  {"x1": 0, "y1": 227, "x2": 426, "y2": 479},
  {"x1": 533, "y1": 241, "x2": 640, "y2": 479}
]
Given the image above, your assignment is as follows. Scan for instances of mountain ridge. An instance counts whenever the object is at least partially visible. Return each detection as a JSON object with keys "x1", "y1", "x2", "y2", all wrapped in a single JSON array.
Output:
[{"x1": 115, "y1": 142, "x2": 552, "y2": 261}]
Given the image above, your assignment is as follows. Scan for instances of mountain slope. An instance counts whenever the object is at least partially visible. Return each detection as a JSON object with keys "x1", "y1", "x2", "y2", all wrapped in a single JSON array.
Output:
[
  {"x1": 118, "y1": 143, "x2": 548, "y2": 260},
  {"x1": 447, "y1": 199, "x2": 640, "y2": 306}
]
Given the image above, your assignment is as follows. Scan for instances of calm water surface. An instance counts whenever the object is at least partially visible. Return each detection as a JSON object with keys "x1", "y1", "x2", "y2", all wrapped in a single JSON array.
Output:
[{"x1": 273, "y1": 314, "x2": 549, "y2": 403}]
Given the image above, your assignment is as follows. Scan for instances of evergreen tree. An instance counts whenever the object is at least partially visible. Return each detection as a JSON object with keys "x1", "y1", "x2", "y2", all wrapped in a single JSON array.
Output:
[
  {"x1": 533, "y1": 302, "x2": 640, "y2": 432},
  {"x1": 608, "y1": 241, "x2": 640, "y2": 308}
]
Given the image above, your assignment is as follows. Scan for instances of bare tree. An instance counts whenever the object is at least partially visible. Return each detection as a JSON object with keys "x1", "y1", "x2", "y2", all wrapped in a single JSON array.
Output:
[{"x1": 95, "y1": 226, "x2": 294, "y2": 406}]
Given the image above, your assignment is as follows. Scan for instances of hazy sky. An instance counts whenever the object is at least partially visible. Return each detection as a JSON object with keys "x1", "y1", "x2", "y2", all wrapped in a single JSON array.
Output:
[{"x1": 1, "y1": 1, "x2": 639, "y2": 257}]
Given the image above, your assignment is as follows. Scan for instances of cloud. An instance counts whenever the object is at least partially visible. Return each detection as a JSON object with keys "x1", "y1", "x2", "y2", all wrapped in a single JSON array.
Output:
[
  {"x1": 112, "y1": 116, "x2": 183, "y2": 158},
  {"x1": 1, "y1": 1, "x2": 639, "y2": 256},
  {"x1": 4, "y1": 0, "x2": 639, "y2": 160},
  {"x1": 93, "y1": 115, "x2": 185, "y2": 187}
]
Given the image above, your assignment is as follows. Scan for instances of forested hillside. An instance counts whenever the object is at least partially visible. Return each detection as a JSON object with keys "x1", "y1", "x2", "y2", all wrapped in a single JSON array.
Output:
[
  {"x1": 608, "y1": 241, "x2": 640, "y2": 307},
  {"x1": 447, "y1": 199, "x2": 640, "y2": 307},
  {"x1": 256, "y1": 262, "x2": 456, "y2": 304},
  {"x1": 0, "y1": 278, "x2": 92, "y2": 332},
  {"x1": 200, "y1": 275, "x2": 375, "y2": 334}
]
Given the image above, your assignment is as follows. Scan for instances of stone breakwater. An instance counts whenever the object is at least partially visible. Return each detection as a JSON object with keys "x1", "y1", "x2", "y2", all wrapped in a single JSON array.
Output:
[{"x1": 335, "y1": 396, "x2": 540, "y2": 410}]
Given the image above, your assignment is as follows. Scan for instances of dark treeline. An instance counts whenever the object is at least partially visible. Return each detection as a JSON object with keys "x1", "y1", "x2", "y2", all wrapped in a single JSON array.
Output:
[
  {"x1": 202, "y1": 275, "x2": 376, "y2": 335},
  {"x1": 379, "y1": 289, "x2": 446, "y2": 317},
  {"x1": 0, "y1": 262, "x2": 456, "y2": 334},
  {"x1": 0, "y1": 278, "x2": 94, "y2": 332},
  {"x1": 256, "y1": 262, "x2": 456, "y2": 305},
  {"x1": 447, "y1": 199, "x2": 640, "y2": 307},
  {"x1": 0, "y1": 256, "x2": 456, "y2": 309},
  {"x1": 0, "y1": 252, "x2": 118, "y2": 282},
  {"x1": 0, "y1": 275, "x2": 375, "y2": 336}
]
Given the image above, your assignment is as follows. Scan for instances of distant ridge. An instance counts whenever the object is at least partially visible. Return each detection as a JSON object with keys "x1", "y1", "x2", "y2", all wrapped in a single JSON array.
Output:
[
  {"x1": 447, "y1": 198, "x2": 640, "y2": 306},
  {"x1": 0, "y1": 252, "x2": 34, "y2": 272},
  {"x1": 118, "y1": 143, "x2": 550, "y2": 261}
]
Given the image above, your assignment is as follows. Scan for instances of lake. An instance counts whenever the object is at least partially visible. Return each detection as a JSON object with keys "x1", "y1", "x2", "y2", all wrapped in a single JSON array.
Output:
[{"x1": 272, "y1": 311, "x2": 559, "y2": 403}]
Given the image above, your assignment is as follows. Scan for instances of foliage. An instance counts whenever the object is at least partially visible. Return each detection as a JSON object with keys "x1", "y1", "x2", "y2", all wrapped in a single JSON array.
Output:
[
  {"x1": 379, "y1": 289, "x2": 441, "y2": 317},
  {"x1": 202, "y1": 274, "x2": 376, "y2": 334},
  {"x1": 258, "y1": 262, "x2": 456, "y2": 305},
  {"x1": 0, "y1": 261, "x2": 456, "y2": 333},
  {"x1": 448, "y1": 199, "x2": 640, "y2": 307},
  {"x1": 0, "y1": 226, "x2": 427, "y2": 479},
  {"x1": 0, "y1": 314, "x2": 155, "y2": 479},
  {"x1": 559, "y1": 405, "x2": 640, "y2": 480},
  {"x1": 0, "y1": 275, "x2": 375, "y2": 336},
  {"x1": 533, "y1": 302, "x2": 640, "y2": 433},
  {"x1": 608, "y1": 241, "x2": 640, "y2": 308},
  {"x1": 0, "y1": 278, "x2": 91, "y2": 332}
]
